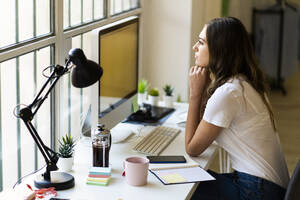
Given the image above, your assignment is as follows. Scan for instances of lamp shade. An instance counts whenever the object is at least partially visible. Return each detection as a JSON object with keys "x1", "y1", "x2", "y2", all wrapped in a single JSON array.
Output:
[{"x1": 69, "y1": 48, "x2": 103, "y2": 88}]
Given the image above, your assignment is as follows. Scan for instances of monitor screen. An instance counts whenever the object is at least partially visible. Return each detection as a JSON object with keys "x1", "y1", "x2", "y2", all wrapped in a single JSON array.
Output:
[{"x1": 98, "y1": 17, "x2": 139, "y2": 129}]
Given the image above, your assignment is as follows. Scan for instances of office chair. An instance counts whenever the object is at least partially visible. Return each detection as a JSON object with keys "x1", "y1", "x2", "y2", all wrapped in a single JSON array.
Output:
[{"x1": 284, "y1": 160, "x2": 300, "y2": 200}]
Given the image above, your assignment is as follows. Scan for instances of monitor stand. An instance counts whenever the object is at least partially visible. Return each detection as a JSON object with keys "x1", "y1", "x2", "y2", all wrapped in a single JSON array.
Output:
[{"x1": 124, "y1": 103, "x2": 175, "y2": 124}]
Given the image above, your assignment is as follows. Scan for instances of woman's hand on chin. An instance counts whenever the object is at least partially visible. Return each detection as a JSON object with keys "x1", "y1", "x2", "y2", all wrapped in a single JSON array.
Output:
[{"x1": 189, "y1": 66, "x2": 209, "y2": 99}]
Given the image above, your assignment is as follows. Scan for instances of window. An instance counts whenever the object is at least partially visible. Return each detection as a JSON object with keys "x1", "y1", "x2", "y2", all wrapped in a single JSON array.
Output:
[
  {"x1": 0, "y1": 0, "x2": 140, "y2": 192},
  {"x1": 0, "y1": 0, "x2": 52, "y2": 49},
  {"x1": 110, "y1": 0, "x2": 139, "y2": 15},
  {"x1": 0, "y1": 46, "x2": 53, "y2": 190},
  {"x1": 63, "y1": 0, "x2": 105, "y2": 29}
]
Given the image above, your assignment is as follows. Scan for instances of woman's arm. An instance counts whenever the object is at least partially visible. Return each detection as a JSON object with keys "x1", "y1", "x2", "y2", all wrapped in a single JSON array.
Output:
[
  {"x1": 185, "y1": 115, "x2": 222, "y2": 156},
  {"x1": 185, "y1": 66, "x2": 222, "y2": 157}
]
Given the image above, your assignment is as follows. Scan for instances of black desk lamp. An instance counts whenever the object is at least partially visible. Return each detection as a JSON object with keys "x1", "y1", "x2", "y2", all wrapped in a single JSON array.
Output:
[{"x1": 15, "y1": 48, "x2": 103, "y2": 190}]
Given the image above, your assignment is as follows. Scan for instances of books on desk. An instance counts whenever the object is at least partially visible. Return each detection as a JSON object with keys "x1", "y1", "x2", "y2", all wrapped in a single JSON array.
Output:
[{"x1": 86, "y1": 167, "x2": 111, "y2": 186}]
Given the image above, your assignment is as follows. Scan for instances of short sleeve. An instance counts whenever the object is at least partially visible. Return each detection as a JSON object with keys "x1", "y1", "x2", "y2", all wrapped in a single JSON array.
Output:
[{"x1": 203, "y1": 84, "x2": 241, "y2": 128}]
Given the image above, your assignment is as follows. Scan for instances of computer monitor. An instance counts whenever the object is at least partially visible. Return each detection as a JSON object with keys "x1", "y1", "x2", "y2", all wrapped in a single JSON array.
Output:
[{"x1": 96, "y1": 17, "x2": 139, "y2": 129}]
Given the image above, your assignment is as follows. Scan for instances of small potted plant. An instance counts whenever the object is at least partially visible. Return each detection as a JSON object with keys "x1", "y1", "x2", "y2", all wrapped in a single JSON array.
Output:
[
  {"x1": 148, "y1": 88, "x2": 159, "y2": 106},
  {"x1": 57, "y1": 134, "x2": 76, "y2": 172},
  {"x1": 137, "y1": 79, "x2": 148, "y2": 105},
  {"x1": 176, "y1": 94, "x2": 182, "y2": 103},
  {"x1": 163, "y1": 84, "x2": 174, "y2": 107}
]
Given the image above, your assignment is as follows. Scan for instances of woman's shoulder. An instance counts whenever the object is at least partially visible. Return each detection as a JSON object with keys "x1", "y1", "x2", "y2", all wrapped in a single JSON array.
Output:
[{"x1": 215, "y1": 77, "x2": 244, "y2": 97}]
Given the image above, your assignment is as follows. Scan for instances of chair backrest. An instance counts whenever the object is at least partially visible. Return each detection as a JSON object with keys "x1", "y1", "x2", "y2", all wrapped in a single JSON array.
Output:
[{"x1": 284, "y1": 160, "x2": 300, "y2": 200}]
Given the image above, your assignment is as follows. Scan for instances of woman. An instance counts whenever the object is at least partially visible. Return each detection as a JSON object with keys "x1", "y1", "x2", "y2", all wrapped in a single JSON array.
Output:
[{"x1": 186, "y1": 17, "x2": 290, "y2": 200}]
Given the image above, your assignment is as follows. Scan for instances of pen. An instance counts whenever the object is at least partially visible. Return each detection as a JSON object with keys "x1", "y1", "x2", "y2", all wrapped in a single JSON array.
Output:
[{"x1": 149, "y1": 164, "x2": 200, "y2": 171}]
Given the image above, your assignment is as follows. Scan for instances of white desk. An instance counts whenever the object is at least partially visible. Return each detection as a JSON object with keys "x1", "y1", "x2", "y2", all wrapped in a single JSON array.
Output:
[{"x1": 19, "y1": 103, "x2": 218, "y2": 200}]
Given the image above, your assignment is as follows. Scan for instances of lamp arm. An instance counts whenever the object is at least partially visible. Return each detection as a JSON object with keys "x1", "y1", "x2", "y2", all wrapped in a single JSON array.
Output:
[
  {"x1": 29, "y1": 66, "x2": 56, "y2": 110},
  {"x1": 19, "y1": 63, "x2": 70, "y2": 180},
  {"x1": 20, "y1": 109, "x2": 59, "y2": 180},
  {"x1": 30, "y1": 64, "x2": 68, "y2": 117},
  {"x1": 23, "y1": 120, "x2": 58, "y2": 166}
]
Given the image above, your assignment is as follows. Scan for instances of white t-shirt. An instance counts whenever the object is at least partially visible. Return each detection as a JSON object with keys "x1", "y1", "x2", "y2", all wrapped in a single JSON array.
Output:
[{"x1": 203, "y1": 76, "x2": 290, "y2": 188}]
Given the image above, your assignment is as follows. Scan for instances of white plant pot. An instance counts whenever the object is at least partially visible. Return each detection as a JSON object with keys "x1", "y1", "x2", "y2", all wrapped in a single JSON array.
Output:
[
  {"x1": 137, "y1": 92, "x2": 147, "y2": 106},
  {"x1": 57, "y1": 157, "x2": 74, "y2": 172},
  {"x1": 164, "y1": 95, "x2": 173, "y2": 108},
  {"x1": 148, "y1": 95, "x2": 159, "y2": 106}
]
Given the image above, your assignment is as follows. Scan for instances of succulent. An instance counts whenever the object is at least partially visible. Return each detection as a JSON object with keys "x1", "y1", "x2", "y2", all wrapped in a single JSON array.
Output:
[
  {"x1": 138, "y1": 79, "x2": 148, "y2": 94},
  {"x1": 163, "y1": 84, "x2": 174, "y2": 96},
  {"x1": 149, "y1": 88, "x2": 159, "y2": 96},
  {"x1": 58, "y1": 134, "x2": 76, "y2": 158},
  {"x1": 176, "y1": 94, "x2": 182, "y2": 102}
]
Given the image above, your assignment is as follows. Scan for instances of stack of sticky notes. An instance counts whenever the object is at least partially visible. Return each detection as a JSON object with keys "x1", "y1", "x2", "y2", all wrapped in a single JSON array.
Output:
[{"x1": 86, "y1": 166, "x2": 112, "y2": 186}]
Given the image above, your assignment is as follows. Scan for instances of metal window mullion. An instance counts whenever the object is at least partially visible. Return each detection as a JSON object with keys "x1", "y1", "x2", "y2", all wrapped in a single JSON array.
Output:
[
  {"x1": 104, "y1": 0, "x2": 108, "y2": 19},
  {"x1": 81, "y1": 0, "x2": 83, "y2": 24},
  {"x1": 92, "y1": 0, "x2": 95, "y2": 20},
  {"x1": 68, "y1": 0, "x2": 71, "y2": 28},
  {"x1": 68, "y1": 74, "x2": 71, "y2": 136},
  {"x1": 50, "y1": 0, "x2": 54, "y2": 33},
  {"x1": 33, "y1": 0, "x2": 38, "y2": 171},
  {"x1": 80, "y1": 34, "x2": 83, "y2": 121},
  {"x1": 113, "y1": 0, "x2": 116, "y2": 15},
  {"x1": 16, "y1": 0, "x2": 19, "y2": 43},
  {"x1": 107, "y1": 0, "x2": 113, "y2": 16},
  {"x1": 80, "y1": 34, "x2": 83, "y2": 50},
  {"x1": 48, "y1": 0, "x2": 56, "y2": 153},
  {"x1": 0, "y1": 64, "x2": 3, "y2": 191},
  {"x1": 50, "y1": 46, "x2": 55, "y2": 150},
  {"x1": 33, "y1": 51, "x2": 38, "y2": 170},
  {"x1": 16, "y1": 57, "x2": 21, "y2": 182},
  {"x1": 33, "y1": 0, "x2": 37, "y2": 37}
]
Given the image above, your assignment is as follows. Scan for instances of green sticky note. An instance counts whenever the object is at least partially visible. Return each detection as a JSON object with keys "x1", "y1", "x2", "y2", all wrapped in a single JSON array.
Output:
[{"x1": 86, "y1": 180, "x2": 110, "y2": 186}]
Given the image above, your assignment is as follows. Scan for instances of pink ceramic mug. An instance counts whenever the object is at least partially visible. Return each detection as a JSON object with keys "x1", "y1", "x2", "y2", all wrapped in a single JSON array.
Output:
[{"x1": 123, "y1": 157, "x2": 149, "y2": 186}]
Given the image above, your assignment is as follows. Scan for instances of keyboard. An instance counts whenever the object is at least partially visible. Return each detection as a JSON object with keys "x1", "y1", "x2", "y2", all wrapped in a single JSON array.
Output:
[{"x1": 132, "y1": 126, "x2": 181, "y2": 155}]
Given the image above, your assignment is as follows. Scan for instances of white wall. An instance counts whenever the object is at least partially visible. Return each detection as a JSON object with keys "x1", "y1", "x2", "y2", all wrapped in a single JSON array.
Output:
[
  {"x1": 141, "y1": 0, "x2": 221, "y2": 102},
  {"x1": 228, "y1": 0, "x2": 300, "y2": 33},
  {"x1": 190, "y1": 0, "x2": 221, "y2": 76},
  {"x1": 141, "y1": 0, "x2": 192, "y2": 102},
  {"x1": 228, "y1": 0, "x2": 253, "y2": 32}
]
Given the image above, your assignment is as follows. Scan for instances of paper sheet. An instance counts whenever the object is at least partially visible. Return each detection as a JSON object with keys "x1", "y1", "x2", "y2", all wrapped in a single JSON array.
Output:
[{"x1": 150, "y1": 166, "x2": 215, "y2": 185}]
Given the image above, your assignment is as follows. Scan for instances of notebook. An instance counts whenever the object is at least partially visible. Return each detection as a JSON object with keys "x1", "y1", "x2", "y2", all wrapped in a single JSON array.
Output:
[{"x1": 149, "y1": 164, "x2": 215, "y2": 185}]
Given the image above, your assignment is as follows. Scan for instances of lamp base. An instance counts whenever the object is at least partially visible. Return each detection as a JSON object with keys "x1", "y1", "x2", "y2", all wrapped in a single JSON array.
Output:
[{"x1": 34, "y1": 171, "x2": 75, "y2": 190}]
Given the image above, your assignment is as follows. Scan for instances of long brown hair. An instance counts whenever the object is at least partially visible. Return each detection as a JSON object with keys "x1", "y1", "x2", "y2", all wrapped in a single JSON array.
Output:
[{"x1": 204, "y1": 17, "x2": 276, "y2": 131}]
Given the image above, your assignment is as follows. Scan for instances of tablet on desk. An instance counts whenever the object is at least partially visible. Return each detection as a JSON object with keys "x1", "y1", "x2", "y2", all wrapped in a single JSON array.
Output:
[
  {"x1": 147, "y1": 156, "x2": 186, "y2": 164},
  {"x1": 124, "y1": 104, "x2": 175, "y2": 124}
]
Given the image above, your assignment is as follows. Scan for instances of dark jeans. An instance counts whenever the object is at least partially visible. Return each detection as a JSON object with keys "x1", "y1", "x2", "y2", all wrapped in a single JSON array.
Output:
[{"x1": 191, "y1": 170, "x2": 286, "y2": 200}]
